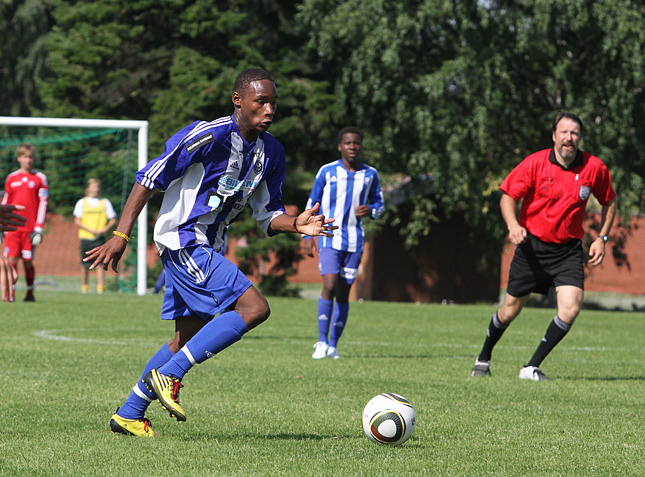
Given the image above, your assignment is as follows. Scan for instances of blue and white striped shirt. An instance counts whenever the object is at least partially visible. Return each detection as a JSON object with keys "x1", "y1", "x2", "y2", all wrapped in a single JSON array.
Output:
[
  {"x1": 137, "y1": 115, "x2": 286, "y2": 253},
  {"x1": 305, "y1": 160, "x2": 384, "y2": 253}
]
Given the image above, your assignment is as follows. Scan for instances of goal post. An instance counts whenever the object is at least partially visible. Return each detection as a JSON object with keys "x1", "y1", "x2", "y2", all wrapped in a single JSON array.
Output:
[{"x1": 0, "y1": 116, "x2": 149, "y2": 295}]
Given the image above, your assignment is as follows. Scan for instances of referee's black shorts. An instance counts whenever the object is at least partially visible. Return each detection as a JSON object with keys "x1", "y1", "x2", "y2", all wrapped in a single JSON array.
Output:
[{"x1": 506, "y1": 233, "x2": 584, "y2": 297}]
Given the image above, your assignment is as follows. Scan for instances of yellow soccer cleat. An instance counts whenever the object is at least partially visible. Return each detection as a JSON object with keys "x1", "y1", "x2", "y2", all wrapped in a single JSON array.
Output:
[
  {"x1": 143, "y1": 369, "x2": 186, "y2": 421},
  {"x1": 109, "y1": 413, "x2": 156, "y2": 437}
]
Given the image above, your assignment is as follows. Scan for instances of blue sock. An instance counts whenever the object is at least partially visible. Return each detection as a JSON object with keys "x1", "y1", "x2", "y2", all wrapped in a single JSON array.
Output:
[
  {"x1": 117, "y1": 343, "x2": 174, "y2": 419},
  {"x1": 317, "y1": 297, "x2": 333, "y2": 343},
  {"x1": 329, "y1": 302, "x2": 349, "y2": 347},
  {"x1": 158, "y1": 311, "x2": 248, "y2": 380}
]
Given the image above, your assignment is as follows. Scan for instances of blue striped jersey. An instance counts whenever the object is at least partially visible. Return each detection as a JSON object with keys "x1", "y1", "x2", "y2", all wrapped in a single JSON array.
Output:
[
  {"x1": 305, "y1": 160, "x2": 384, "y2": 252},
  {"x1": 137, "y1": 115, "x2": 287, "y2": 253}
]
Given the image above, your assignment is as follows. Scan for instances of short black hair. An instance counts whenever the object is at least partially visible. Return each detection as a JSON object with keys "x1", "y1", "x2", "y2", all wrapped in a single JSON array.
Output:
[
  {"x1": 233, "y1": 68, "x2": 274, "y2": 96},
  {"x1": 552, "y1": 111, "x2": 583, "y2": 134},
  {"x1": 337, "y1": 126, "x2": 363, "y2": 144}
]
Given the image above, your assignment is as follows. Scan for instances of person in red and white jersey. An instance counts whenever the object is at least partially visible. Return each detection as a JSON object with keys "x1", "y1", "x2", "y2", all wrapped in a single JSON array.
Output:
[
  {"x1": 2, "y1": 142, "x2": 49, "y2": 302},
  {"x1": 471, "y1": 112, "x2": 617, "y2": 381}
]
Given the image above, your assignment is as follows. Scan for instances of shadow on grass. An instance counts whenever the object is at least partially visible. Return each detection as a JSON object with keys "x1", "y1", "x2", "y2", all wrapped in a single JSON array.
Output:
[
  {"x1": 561, "y1": 375, "x2": 645, "y2": 381},
  {"x1": 352, "y1": 354, "x2": 474, "y2": 359},
  {"x1": 181, "y1": 432, "x2": 357, "y2": 441}
]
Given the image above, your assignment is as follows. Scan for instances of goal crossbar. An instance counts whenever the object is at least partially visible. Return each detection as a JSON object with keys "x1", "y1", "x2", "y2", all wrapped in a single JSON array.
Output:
[{"x1": 0, "y1": 116, "x2": 149, "y2": 295}]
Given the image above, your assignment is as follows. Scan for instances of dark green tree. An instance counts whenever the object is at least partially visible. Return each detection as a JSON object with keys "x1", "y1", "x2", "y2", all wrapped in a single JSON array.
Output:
[
  {"x1": 0, "y1": 0, "x2": 53, "y2": 116},
  {"x1": 298, "y1": 0, "x2": 645, "y2": 270}
]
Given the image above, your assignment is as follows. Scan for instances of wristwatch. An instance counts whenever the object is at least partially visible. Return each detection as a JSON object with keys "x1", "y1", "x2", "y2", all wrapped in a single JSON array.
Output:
[{"x1": 598, "y1": 235, "x2": 609, "y2": 243}]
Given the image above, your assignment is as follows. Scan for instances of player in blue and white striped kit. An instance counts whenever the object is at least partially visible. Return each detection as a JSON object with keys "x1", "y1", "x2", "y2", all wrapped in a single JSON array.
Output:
[
  {"x1": 85, "y1": 68, "x2": 337, "y2": 436},
  {"x1": 303, "y1": 127, "x2": 384, "y2": 360}
]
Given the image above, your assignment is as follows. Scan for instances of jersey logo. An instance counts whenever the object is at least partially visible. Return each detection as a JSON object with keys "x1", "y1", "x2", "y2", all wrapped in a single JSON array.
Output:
[
  {"x1": 218, "y1": 175, "x2": 259, "y2": 193},
  {"x1": 231, "y1": 161, "x2": 240, "y2": 170},
  {"x1": 185, "y1": 132, "x2": 214, "y2": 154},
  {"x1": 206, "y1": 191, "x2": 222, "y2": 209},
  {"x1": 254, "y1": 161, "x2": 263, "y2": 173},
  {"x1": 579, "y1": 185, "x2": 591, "y2": 200}
]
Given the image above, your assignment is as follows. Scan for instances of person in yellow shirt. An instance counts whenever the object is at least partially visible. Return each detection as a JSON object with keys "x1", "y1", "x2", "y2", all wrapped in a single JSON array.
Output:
[{"x1": 73, "y1": 179, "x2": 116, "y2": 293}]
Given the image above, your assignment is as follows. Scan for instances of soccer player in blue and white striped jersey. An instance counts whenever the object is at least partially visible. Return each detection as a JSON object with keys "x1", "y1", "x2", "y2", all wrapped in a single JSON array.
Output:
[
  {"x1": 304, "y1": 127, "x2": 384, "y2": 360},
  {"x1": 85, "y1": 68, "x2": 337, "y2": 436}
]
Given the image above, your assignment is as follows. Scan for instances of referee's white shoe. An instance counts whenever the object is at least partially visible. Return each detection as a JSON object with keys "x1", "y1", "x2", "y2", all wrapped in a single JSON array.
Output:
[{"x1": 519, "y1": 365, "x2": 550, "y2": 381}]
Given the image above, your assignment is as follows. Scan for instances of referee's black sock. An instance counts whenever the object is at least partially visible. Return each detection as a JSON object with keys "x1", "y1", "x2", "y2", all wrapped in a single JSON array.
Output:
[
  {"x1": 527, "y1": 315, "x2": 571, "y2": 368},
  {"x1": 477, "y1": 311, "x2": 508, "y2": 362}
]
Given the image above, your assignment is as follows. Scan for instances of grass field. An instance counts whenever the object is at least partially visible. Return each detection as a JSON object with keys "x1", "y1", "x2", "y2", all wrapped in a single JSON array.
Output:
[{"x1": 1, "y1": 291, "x2": 643, "y2": 476}]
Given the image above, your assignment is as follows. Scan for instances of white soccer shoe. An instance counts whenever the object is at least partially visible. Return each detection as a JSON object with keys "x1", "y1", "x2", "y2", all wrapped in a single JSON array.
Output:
[
  {"x1": 312, "y1": 341, "x2": 329, "y2": 359},
  {"x1": 519, "y1": 365, "x2": 550, "y2": 381},
  {"x1": 326, "y1": 346, "x2": 340, "y2": 360}
]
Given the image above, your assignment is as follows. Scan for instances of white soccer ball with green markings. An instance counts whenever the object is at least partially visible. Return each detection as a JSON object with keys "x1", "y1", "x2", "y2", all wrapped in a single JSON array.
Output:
[{"x1": 362, "y1": 393, "x2": 416, "y2": 446}]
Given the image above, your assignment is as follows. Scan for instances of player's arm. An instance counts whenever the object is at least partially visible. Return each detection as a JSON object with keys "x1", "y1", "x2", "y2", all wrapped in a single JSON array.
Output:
[
  {"x1": 30, "y1": 179, "x2": 49, "y2": 245},
  {"x1": 500, "y1": 192, "x2": 527, "y2": 245},
  {"x1": 268, "y1": 202, "x2": 337, "y2": 237},
  {"x1": 361, "y1": 172, "x2": 385, "y2": 219},
  {"x1": 301, "y1": 177, "x2": 325, "y2": 255},
  {"x1": 589, "y1": 197, "x2": 617, "y2": 266},
  {"x1": 84, "y1": 183, "x2": 153, "y2": 272}
]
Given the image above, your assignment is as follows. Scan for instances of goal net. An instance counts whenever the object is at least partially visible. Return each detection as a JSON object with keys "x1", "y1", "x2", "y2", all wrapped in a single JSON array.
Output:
[{"x1": 0, "y1": 117, "x2": 149, "y2": 295}]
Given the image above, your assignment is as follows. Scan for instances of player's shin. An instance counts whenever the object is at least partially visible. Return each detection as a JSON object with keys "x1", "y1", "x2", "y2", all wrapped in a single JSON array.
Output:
[
  {"x1": 329, "y1": 302, "x2": 349, "y2": 347},
  {"x1": 158, "y1": 311, "x2": 249, "y2": 380},
  {"x1": 317, "y1": 297, "x2": 333, "y2": 342}
]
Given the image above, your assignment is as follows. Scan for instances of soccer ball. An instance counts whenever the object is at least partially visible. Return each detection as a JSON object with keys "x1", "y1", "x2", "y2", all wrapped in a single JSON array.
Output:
[{"x1": 362, "y1": 393, "x2": 416, "y2": 446}]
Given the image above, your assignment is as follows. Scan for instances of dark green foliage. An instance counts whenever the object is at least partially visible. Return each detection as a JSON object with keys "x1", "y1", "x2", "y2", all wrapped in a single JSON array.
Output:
[
  {"x1": 298, "y1": 0, "x2": 644, "y2": 267},
  {"x1": 4, "y1": 0, "x2": 643, "y2": 283}
]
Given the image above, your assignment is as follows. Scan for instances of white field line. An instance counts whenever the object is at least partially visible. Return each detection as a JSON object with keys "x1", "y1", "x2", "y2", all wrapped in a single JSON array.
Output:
[{"x1": 31, "y1": 329, "x2": 643, "y2": 354}]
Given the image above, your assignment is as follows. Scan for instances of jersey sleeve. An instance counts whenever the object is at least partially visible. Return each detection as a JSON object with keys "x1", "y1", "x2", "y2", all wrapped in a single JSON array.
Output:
[
  {"x1": 305, "y1": 166, "x2": 326, "y2": 211},
  {"x1": 103, "y1": 198, "x2": 117, "y2": 219},
  {"x1": 249, "y1": 144, "x2": 287, "y2": 235},
  {"x1": 499, "y1": 156, "x2": 534, "y2": 200},
  {"x1": 302, "y1": 166, "x2": 327, "y2": 239},
  {"x1": 72, "y1": 199, "x2": 85, "y2": 218},
  {"x1": 368, "y1": 170, "x2": 385, "y2": 219},
  {"x1": 592, "y1": 162, "x2": 616, "y2": 205},
  {"x1": 34, "y1": 173, "x2": 49, "y2": 230},
  {"x1": 1, "y1": 177, "x2": 8, "y2": 205},
  {"x1": 137, "y1": 121, "x2": 215, "y2": 191}
]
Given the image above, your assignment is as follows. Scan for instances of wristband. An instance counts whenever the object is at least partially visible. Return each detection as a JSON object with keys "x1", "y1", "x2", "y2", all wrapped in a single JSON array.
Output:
[
  {"x1": 293, "y1": 218, "x2": 298, "y2": 232},
  {"x1": 112, "y1": 230, "x2": 130, "y2": 242}
]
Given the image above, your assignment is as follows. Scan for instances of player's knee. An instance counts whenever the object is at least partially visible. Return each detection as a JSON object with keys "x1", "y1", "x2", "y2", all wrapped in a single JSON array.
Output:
[
  {"x1": 558, "y1": 304, "x2": 581, "y2": 323},
  {"x1": 498, "y1": 306, "x2": 520, "y2": 324},
  {"x1": 244, "y1": 297, "x2": 271, "y2": 329}
]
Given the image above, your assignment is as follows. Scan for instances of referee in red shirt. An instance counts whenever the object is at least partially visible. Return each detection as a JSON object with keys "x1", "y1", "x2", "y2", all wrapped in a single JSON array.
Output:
[{"x1": 471, "y1": 112, "x2": 617, "y2": 381}]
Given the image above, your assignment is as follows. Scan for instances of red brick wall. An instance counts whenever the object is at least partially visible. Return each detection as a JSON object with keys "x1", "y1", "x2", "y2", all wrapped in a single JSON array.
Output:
[{"x1": 26, "y1": 212, "x2": 645, "y2": 297}]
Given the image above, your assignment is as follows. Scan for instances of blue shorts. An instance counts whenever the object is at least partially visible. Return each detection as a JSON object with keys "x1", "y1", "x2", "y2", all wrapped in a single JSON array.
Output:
[
  {"x1": 160, "y1": 244, "x2": 252, "y2": 322},
  {"x1": 318, "y1": 248, "x2": 363, "y2": 285}
]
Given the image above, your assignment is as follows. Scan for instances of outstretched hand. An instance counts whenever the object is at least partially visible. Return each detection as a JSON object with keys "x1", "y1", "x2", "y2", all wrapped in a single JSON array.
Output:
[
  {"x1": 0, "y1": 204, "x2": 27, "y2": 231},
  {"x1": 83, "y1": 236, "x2": 128, "y2": 272},
  {"x1": 296, "y1": 202, "x2": 338, "y2": 237}
]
